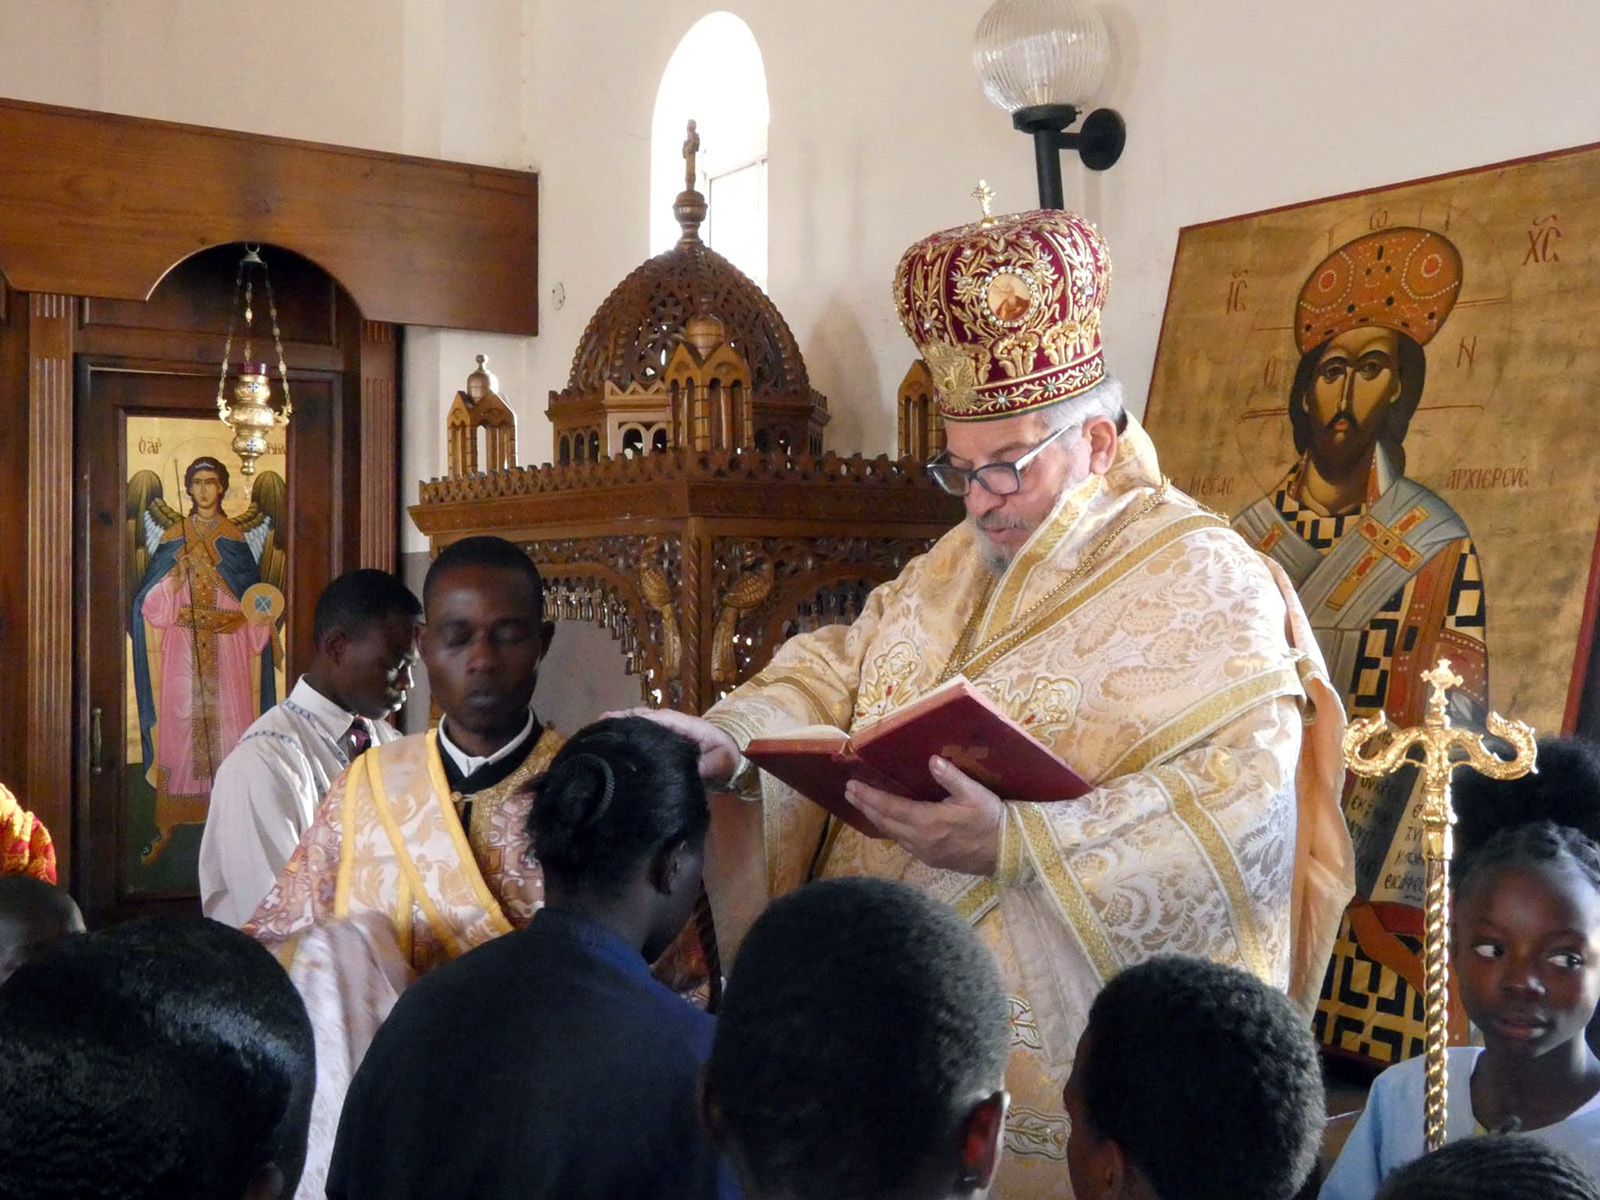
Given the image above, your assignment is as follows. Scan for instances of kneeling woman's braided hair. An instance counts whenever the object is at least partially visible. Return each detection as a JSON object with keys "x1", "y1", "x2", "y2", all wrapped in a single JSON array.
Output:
[{"x1": 527, "y1": 716, "x2": 707, "y2": 897}]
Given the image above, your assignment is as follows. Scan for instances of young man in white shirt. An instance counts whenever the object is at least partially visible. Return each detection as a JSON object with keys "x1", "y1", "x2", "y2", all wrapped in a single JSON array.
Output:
[{"x1": 199, "y1": 569, "x2": 422, "y2": 927}]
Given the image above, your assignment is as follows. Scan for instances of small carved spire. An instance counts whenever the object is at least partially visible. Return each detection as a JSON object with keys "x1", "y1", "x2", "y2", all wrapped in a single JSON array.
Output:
[
  {"x1": 466, "y1": 353, "x2": 494, "y2": 400},
  {"x1": 673, "y1": 118, "x2": 709, "y2": 246},
  {"x1": 684, "y1": 119, "x2": 700, "y2": 191}
]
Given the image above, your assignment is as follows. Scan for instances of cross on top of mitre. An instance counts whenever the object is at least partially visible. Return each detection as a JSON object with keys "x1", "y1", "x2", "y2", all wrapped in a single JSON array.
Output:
[{"x1": 972, "y1": 179, "x2": 997, "y2": 227}]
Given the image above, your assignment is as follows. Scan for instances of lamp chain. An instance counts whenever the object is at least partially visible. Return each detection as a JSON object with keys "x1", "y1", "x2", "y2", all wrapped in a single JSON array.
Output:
[{"x1": 215, "y1": 248, "x2": 293, "y2": 421}]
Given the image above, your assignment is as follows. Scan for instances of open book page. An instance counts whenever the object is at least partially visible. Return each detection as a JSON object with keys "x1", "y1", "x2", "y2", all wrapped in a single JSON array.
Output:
[{"x1": 740, "y1": 724, "x2": 849, "y2": 752}]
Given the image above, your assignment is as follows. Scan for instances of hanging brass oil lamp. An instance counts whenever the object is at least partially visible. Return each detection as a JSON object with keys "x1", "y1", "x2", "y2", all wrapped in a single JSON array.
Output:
[{"x1": 216, "y1": 246, "x2": 293, "y2": 476}]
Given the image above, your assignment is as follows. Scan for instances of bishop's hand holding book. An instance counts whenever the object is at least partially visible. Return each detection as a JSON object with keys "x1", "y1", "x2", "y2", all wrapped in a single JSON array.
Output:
[{"x1": 743, "y1": 676, "x2": 1090, "y2": 839}]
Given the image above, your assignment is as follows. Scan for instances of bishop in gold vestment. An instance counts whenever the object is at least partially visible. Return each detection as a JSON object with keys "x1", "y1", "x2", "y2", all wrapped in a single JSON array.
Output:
[{"x1": 679, "y1": 206, "x2": 1354, "y2": 1199}]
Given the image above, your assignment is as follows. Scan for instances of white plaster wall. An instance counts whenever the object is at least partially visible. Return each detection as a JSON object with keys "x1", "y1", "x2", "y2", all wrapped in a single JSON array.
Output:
[
  {"x1": 6, "y1": 0, "x2": 1600, "y2": 554},
  {"x1": 523, "y1": 0, "x2": 1600, "y2": 470},
  {"x1": 0, "y1": 0, "x2": 537, "y2": 554}
]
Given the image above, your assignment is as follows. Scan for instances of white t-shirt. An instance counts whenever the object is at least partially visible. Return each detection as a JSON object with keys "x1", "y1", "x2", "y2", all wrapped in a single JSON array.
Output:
[
  {"x1": 1322, "y1": 1045, "x2": 1600, "y2": 1199},
  {"x1": 198, "y1": 677, "x2": 400, "y2": 927}
]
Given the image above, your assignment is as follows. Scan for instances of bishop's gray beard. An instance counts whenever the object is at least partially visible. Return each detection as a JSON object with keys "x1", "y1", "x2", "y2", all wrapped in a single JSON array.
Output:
[{"x1": 969, "y1": 514, "x2": 1031, "y2": 576}]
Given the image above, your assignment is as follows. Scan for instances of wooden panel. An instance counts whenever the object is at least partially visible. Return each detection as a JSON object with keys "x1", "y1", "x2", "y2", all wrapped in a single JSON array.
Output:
[
  {"x1": 27, "y1": 295, "x2": 73, "y2": 882},
  {"x1": 82, "y1": 245, "x2": 340, "y2": 346},
  {"x1": 283, "y1": 377, "x2": 343, "y2": 676},
  {"x1": 75, "y1": 325, "x2": 346, "y2": 375},
  {"x1": 0, "y1": 97, "x2": 538, "y2": 335},
  {"x1": 0, "y1": 282, "x2": 24, "y2": 794},
  {"x1": 358, "y1": 321, "x2": 399, "y2": 572}
]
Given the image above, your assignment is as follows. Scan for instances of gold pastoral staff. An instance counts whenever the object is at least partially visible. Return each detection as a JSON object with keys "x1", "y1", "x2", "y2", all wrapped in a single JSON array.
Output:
[{"x1": 1342, "y1": 658, "x2": 1538, "y2": 1152}]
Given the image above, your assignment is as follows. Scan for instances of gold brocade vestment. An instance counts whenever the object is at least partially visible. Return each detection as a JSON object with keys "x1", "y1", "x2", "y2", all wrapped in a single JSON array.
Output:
[
  {"x1": 704, "y1": 417, "x2": 1354, "y2": 1199},
  {"x1": 244, "y1": 727, "x2": 564, "y2": 1200},
  {"x1": 247, "y1": 727, "x2": 563, "y2": 970}
]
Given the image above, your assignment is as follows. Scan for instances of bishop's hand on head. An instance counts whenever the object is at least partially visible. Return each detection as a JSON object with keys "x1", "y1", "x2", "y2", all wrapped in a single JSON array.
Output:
[{"x1": 605, "y1": 707, "x2": 742, "y2": 791}]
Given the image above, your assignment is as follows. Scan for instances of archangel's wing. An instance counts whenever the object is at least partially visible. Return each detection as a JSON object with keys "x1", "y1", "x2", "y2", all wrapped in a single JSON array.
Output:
[
  {"x1": 127, "y1": 470, "x2": 179, "y2": 595},
  {"x1": 235, "y1": 470, "x2": 288, "y2": 593}
]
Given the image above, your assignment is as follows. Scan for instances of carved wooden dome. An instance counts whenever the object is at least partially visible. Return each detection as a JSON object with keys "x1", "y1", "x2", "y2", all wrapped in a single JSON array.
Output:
[
  {"x1": 548, "y1": 121, "x2": 828, "y2": 464},
  {"x1": 563, "y1": 238, "x2": 810, "y2": 397}
]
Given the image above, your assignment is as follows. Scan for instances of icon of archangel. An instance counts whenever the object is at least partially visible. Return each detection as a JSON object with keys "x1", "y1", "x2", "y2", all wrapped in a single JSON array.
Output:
[{"x1": 127, "y1": 456, "x2": 287, "y2": 863}]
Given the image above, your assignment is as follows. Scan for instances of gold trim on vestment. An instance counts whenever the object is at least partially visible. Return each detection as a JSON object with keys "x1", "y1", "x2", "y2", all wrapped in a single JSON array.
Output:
[
  {"x1": 1017, "y1": 803, "x2": 1120, "y2": 982},
  {"x1": 272, "y1": 931, "x2": 302, "y2": 971},
  {"x1": 464, "y1": 741, "x2": 556, "y2": 867},
  {"x1": 765, "y1": 803, "x2": 787, "y2": 899},
  {"x1": 1293, "y1": 654, "x2": 1324, "y2": 720},
  {"x1": 939, "y1": 575, "x2": 998, "y2": 685},
  {"x1": 368, "y1": 750, "x2": 469, "y2": 959},
  {"x1": 955, "y1": 877, "x2": 999, "y2": 924},
  {"x1": 334, "y1": 752, "x2": 367, "y2": 918},
  {"x1": 986, "y1": 473, "x2": 1104, "y2": 636},
  {"x1": 421, "y1": 730, "x2": 514, "y2": 939},
  {"x1": 949, "y1": 511, "x2": 1228, "y2": 685},
  {"x1": 994, "y1": 803, "x2": 1025, "y2": 886},
  {"x1": 810, "y1": 818, "x2": 847, "y2": 884},
  {"x1": 761, "y1": 671, "x2": 847, "y2": 728},
  {"x1": 1108, "y1": 665, "x2": 1303, "y2": 779},
  {"x1": 1150, "y1": 763, "x2": 1271, "y2": 982}
]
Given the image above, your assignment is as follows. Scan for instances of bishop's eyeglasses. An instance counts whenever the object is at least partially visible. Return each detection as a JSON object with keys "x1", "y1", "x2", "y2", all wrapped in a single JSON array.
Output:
[{"x1": 926, "y1": 424, "x2": 1074, "y2": 497}]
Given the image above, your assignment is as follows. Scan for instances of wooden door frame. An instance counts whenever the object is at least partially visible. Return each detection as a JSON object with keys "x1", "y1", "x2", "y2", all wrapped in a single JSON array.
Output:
[
  {"x1": 73, "y1": 358, "x2": 362, "y2": 921},
  {"x1": 19, "y1": 304, "x2": 397, "y2": 896},
  {"x1": 25, "y1": 294, "x2": 75, "y2": 891},
  {"x1": 0, "y1": 97, "x2": 533, "y2": 895}
]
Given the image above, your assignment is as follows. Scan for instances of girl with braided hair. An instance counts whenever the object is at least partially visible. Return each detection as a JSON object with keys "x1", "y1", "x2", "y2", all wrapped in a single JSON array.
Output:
[
  {"x1": 1324, "y1": 810, "x2": 1600, "y2": 1198},
  {"x1": 326, "y1": 716, "x2": 733, "y2": 1200}
]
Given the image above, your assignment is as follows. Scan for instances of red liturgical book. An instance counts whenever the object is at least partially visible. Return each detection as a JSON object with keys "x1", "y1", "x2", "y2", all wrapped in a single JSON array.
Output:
[{"x1": 743, "y1": 677, "x2": 1091, "y2": 838}]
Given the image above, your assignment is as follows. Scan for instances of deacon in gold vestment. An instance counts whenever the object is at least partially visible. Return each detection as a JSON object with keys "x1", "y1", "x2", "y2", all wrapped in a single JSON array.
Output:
[
  {"x1": 246, "y1": 536, "x2": 563, "y2": 1200},
  {"x1": 647, "y1": 205, "x2": 1355, "y2": 1199}
]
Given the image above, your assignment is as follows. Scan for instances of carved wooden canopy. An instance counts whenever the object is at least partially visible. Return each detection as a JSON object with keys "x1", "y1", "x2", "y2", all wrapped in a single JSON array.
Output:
[
  {"x1": 547, "y1": 123, "x2": 827, "y2": 464},
  {"x1": 412, "y1": 448, "x2": 962, "y2": 714}
]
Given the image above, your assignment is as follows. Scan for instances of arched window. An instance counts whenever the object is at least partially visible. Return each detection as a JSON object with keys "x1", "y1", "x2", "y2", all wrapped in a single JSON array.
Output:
[{"x1": 650, "y1": 13, "x2": 769, "y2": 291}]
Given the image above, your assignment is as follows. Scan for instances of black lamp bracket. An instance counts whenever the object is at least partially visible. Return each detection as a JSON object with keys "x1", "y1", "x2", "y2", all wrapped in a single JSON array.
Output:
[{"x1": 1011, "y1": 103, "x2": 1126, "y2": 209}]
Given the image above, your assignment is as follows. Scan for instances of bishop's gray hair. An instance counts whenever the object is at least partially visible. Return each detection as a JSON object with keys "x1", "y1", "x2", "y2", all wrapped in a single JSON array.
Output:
[{"x1": 1036, "y1": 375, "x2": 1126, "y2": 434}]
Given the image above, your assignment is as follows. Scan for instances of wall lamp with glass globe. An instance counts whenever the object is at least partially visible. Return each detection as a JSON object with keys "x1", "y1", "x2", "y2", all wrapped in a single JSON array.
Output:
[{"x1": 972, "y1": 0, "x2": 1125, "y2": 209}]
